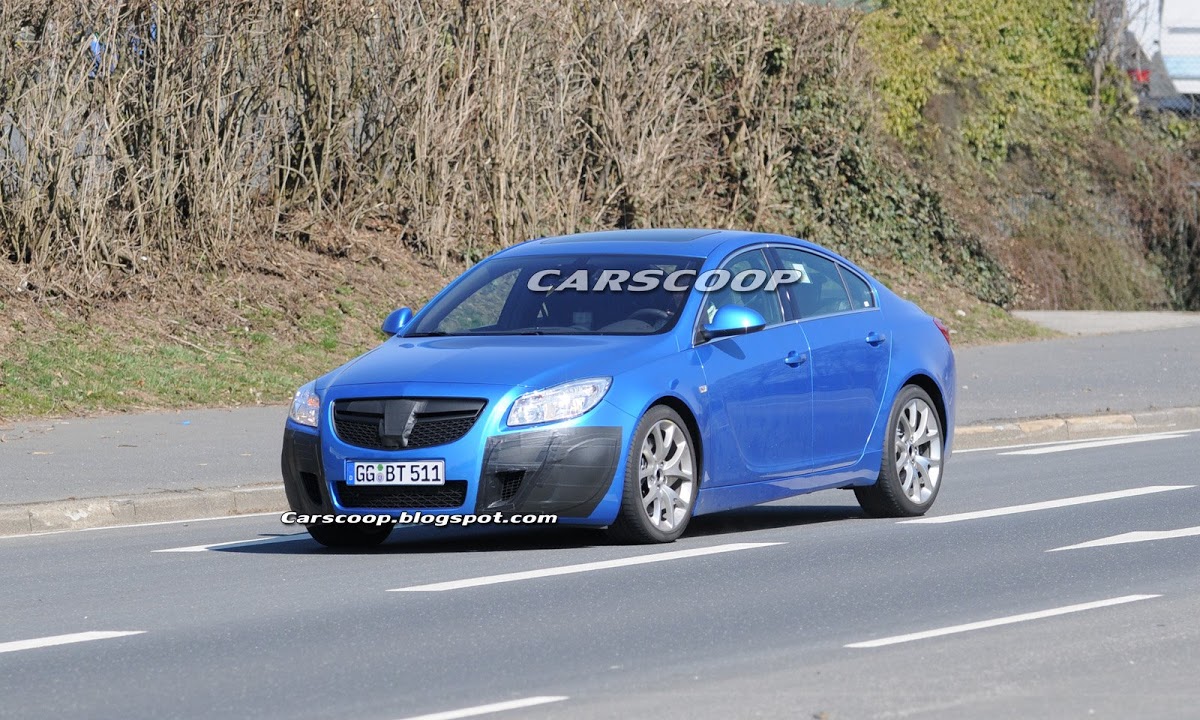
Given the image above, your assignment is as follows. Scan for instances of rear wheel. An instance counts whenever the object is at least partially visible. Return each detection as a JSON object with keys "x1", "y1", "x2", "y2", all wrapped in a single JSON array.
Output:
[
  {"x1": 855, "y1": 385, "x2": 944, "y2": 517},
  {"x1": 306, "y1": 522, "x2": 393, "y2": 548},
  {"x1": 608, "y1": 406, "x2": 698, "y2": 544}
]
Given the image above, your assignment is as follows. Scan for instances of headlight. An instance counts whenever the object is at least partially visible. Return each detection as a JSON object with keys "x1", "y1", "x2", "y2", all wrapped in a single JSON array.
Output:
[
  {"x1": 289, "y1": 382, "x2": 320, "y2": 427},
  {"x1": 507, "y1": 377, "x2": 612, "y2": 427}
]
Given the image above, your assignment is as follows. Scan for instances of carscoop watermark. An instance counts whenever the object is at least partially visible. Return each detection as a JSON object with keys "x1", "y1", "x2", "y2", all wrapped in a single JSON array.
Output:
[
  {"x1": 528, "y1": 267, "x2": 807, "y2": 293},
  {"x1": 281, "y1": 511, "x2": 559, "y2": 527}
]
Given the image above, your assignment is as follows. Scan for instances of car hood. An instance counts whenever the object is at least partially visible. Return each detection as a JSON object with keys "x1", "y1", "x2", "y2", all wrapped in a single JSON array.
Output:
[{"x1": 320, "y1": 334, "x2": 676, "y2": 391}]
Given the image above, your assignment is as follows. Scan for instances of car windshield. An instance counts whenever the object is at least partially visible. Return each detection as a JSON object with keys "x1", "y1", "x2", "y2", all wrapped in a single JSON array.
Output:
[{"x1": 406, "y1": 254, "x2": 703, "y2": 336}]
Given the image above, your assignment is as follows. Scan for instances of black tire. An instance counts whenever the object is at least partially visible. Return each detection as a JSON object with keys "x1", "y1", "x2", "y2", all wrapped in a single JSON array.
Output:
[
  {"x1": 608, "y1": 406, "x2": 699, "y2": 544},
  {"x1": 855, "y1": 384, "x2": 945, "y2": 518},
  {"x1": 306, "y1": 521, "x2": 393, "y2": 548}
]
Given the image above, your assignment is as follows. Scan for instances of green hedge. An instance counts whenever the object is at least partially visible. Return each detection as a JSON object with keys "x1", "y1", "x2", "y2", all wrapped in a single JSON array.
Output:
[{"x1": 865, "y1": 0, "x2": 1094, "y2": 162}]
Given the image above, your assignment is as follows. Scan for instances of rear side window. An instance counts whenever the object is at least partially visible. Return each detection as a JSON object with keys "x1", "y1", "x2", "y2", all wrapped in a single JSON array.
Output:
[
  {"x1": 772, "y1": 247, "x2": 852, "y2": 319},
  {"x1": 839, "y1": 266, "x2": 876, "y2": 309}
]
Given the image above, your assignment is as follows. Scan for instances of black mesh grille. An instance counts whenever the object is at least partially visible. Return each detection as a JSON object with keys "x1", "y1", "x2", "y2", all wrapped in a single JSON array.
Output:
[
  {"x1": 404, "y1": 417, "x2": 478, "y2": 448},
  {"x1": 333, "y1": 417, "x2": 382, "y2": 449},
  {"x1": 333, "y1": 398, "x2": 486, "y2": 451},
  {"x1": 497, "y1": 471, "x2": 525, "y2": 502},
  {"x1": 335, "y1": 481, "x2": 468, "y2": 509}
]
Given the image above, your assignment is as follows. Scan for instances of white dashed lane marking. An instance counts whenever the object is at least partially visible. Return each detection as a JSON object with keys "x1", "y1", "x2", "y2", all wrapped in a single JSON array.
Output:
[
  {"x1": 900, "y1": 485, "x2": 1193, "y2": 525},
  {"x1": 154, "y1": 534, "x2": 311, "y2": 553},
  {"x1": 0, "y1": 631, "x2": 146, "y2": 655},
  {"x1": 846, "y1": 595, "x2": 1160, "y2": 648},
  {"x1": 394, "y1": 696, "x2": 569, "y2": 720},
  {"x1": 389, "y1": 542, "x2": 785, "y2": 592},
  {"x1": 1048, "y1": 526, "x2": 1200, "y2": 552}
]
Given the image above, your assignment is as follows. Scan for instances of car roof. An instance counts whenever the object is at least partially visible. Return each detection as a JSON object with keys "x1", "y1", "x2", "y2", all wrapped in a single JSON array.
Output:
[{"x1": 500, "y1": 228, "x2": 826, "y2": 259}]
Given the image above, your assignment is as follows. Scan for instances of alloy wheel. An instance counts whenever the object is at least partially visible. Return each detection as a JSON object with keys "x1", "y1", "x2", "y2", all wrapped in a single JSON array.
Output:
[
  {"x1": 638, "y1": 419, "x2": 695, "y2": 531},
  {"x1": 894, "y1": 397, "x2": 942, "y2": 504}
]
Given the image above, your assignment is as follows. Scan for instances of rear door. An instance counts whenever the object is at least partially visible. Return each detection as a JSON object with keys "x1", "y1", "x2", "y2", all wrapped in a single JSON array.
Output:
[{"x1": 771, "y1": 247, "x2": 891, "y2": 471}]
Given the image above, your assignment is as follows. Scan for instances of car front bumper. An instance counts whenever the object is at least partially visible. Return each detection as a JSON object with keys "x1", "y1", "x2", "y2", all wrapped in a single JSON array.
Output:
[{"x1": 281, "y1": 419, "x2": 627, "y2": 523}]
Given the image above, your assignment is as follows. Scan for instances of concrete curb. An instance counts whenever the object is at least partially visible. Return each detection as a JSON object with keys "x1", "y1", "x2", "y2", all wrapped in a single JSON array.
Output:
[
  {"x1": 0, "y1": 483, "x2": 286, "y2": 537},
  {"x1": 954, "y1": 406, "x2": 1200, "y2": 450},
  {"x1": 3, "y1": 406, "x2": 1199, "y2": 537}
]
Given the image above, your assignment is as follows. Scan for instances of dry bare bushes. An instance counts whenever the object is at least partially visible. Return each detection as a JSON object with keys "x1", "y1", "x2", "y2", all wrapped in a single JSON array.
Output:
[{"x1": 0, "y1": 0, "x2": 859, "y2": 297}]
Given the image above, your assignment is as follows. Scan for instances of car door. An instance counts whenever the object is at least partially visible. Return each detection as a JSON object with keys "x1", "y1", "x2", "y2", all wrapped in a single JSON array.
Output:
[
  {"x1": 772, "y1": 247, "x2": 891, "y2": 471},
  {"x1": 694, "y1": 248, "x2": 814, "y2": 485}
]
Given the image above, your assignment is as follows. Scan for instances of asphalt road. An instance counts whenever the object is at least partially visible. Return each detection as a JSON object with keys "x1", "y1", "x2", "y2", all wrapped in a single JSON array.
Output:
[
  {"x1": 955, "y1": 325, "x2": 1200, "y2": 423},
  {"x1": 4, "y1": 325, "x2": 1200, "y2": 506},
  {"x1": 2, "y1": 430, "x2": 1198, "y2": 719},
  {"x1": 1011, "y1": 310, "x2": 1200, "y2": 336},
  {"x1": 0, "y1": 406, "x2": 285, "y2": 504}
]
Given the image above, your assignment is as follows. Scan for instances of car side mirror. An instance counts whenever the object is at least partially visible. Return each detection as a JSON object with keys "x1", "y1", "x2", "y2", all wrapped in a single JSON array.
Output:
[
  {"x1": 381, "y1": 307, "x2": 413, "y2": 337},
  {"x1": 702, "y1": 306, "x2": 767, "y2": 341}
]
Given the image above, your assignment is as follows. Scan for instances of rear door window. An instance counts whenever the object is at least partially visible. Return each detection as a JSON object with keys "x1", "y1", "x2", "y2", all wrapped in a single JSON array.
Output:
[{"x1": 772, "y1": 247, "x2": 853, "y2": 319}]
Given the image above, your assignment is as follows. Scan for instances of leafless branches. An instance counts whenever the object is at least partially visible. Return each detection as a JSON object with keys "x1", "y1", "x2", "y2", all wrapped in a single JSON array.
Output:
[{"x1": 0, "y1": 0, "x2": 859, "y2": 295}]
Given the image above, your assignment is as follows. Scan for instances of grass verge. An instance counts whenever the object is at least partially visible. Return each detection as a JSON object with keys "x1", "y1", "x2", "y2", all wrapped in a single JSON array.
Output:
[{"x1": 0, "y1": 238, "x2": 1047, "y2": 423}]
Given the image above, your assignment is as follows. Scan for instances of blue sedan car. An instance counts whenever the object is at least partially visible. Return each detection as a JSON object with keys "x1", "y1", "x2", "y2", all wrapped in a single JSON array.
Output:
[{"x1": 281, "y1": 229, "x2": 955, "y2": 546}]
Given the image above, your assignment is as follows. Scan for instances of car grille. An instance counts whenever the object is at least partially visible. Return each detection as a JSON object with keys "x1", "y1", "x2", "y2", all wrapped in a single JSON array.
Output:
[
  {"x1": 335, "y1": 481, "x2": 468, "y2": 509},
  {"x1": 332, "y1": 397, "x2": 486, "y2": 450}
]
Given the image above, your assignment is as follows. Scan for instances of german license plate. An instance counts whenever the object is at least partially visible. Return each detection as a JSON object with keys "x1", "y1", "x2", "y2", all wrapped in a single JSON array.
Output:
[{"x1": 347, "y1": 461, "x2": 445, "y2": 485}]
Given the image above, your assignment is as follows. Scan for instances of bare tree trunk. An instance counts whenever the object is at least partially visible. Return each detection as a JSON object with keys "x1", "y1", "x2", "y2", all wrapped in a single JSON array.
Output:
[{"x1": 1091, "y1": 0, "x2": 1130, "y2": 113}]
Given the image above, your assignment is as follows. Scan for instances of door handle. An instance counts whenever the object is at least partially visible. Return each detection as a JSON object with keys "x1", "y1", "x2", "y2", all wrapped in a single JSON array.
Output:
[
  {"x1": 784, "y1": 351, "x2": 807, "y2": 367},
  {"x1": 865, "y1": 332, "x2": 886, "y2": 346}
]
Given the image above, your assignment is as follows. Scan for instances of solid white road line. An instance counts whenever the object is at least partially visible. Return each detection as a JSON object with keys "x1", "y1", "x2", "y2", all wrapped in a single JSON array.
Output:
[
  {"x1": 899, "y1": 485, "x2": 1193, "y2": 525},
  {"x1": 845, "y1": 595, "x2": 1160, "y2": 649},
  {"x1": 389, "y1": 542, "x2": 785, "y2": 592},
  {"x1": 955, "y1": 428, "x2": 1200, "y2": 455},
  {"x1": 395, "y1": 696, "x2": 568, "y2": 720},
  {"x1": 0, "y1": 631, "x2": 146, "y2": 655},
  {"x1": 1049, "y1": 526, "x2": 1200, "y2": 552},
  {"x1": 153, "y1": 534, "x2": 311, "y2": 553},
  {"x1": 998, "y1": 434, "x2": 1187, "y2": 456}
]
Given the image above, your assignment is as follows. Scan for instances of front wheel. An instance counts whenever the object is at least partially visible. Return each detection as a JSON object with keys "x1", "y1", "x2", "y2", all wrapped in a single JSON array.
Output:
[
  {"x1": 607, "y1": 406, "x2": 698, "y2": 543},
  {"x1": 855, "y1": 385, "x2": 944, "y2": 517},
  {"x1": 306, "y1": 521, "x2": 393, "y2": 548}
]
